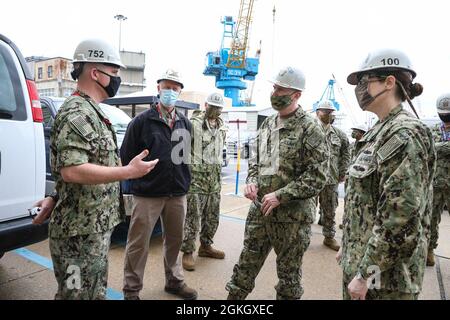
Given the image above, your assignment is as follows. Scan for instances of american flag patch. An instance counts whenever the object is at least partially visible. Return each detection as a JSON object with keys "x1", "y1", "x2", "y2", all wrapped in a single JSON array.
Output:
[
  {"x1": 377, "y1": 134, "x2": 405, "y2": 162},
  {"x1": 70, "y1": 115, "x2": 94, "y2": 138}
]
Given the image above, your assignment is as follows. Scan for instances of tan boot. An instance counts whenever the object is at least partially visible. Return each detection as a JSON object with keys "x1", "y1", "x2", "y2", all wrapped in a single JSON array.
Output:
[
  {"x1": 182, "y1": 253, "x2": 195, "y2": 271},
  {"x1": 427, "y1": 249, "x2": 435, "y2": 267},
  {"x1": 198, "y1": 243, "x2": 225, "y2": 259},
  {"x1": 323, "y1": 237, "x2": 340, "y2": 251}
]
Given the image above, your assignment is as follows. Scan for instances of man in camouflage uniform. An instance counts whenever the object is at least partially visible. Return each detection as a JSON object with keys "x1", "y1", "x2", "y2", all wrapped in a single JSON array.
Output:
[
  {"x1": 181, "y1": 93, "x2": 227, "y2": 271},
  {"x1": 427, "y1": 93, "x2": 450, "y2": 266},
  {"x1": 315, "y1": 100, "x2": 350, "y2": 251},
  {"x1": 226, "y1": 67, "x2": 329, "y2": 300},
  {"x1": 349, "y1": 124, "x2": 367, "y2": 162},
  {"x1": 49, "y1": 39, "x2": 157, "y2": 300},
  {"x1": 338, "y1": 123, "x2": 367, "y2": 230},
  {"x1": 340, "y1": 49, "x2": 435, "y2": 300}
]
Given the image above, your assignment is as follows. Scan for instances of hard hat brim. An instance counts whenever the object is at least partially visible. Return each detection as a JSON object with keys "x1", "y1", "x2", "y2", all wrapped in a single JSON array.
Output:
[
  {"x1": 268, "y1": 79, "x2": 304, "y2": 91},
  {"x1": 157, "y1": 79, "x2": 184, "y2": 89},
  {"x1": 207, "y1": 102, "x2": 224, "y2": 108},
  {"x1": 347, "y1": 66, "x2": 417, "y2": 85},
  {"x1": 72, "y1": 59, "x2": 126, "y2": 69},
  {"x1": 351, "y1": 127, "x2": 367, "y2": 132}
]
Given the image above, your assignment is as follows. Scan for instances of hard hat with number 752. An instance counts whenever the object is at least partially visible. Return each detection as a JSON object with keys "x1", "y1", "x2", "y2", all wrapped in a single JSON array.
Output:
[
  {"x1": 72, "y1": 38, "x2": 125, "y2": 68},
  {"x1": 347, "y1": 49, "x2": 416, "y2": 85}
]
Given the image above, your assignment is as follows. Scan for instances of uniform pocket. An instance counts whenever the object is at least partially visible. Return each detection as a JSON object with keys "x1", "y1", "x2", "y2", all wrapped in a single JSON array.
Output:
[
  {"x1": 279, "y1": 137, "x2": 299, "y2": 159},
  {"x1": 97, "y1": 134, "x2": 118, "y2": 166}
]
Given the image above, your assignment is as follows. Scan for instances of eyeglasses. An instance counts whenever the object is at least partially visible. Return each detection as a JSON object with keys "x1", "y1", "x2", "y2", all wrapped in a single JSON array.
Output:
[{"x1": 357, "y1": 74, "x2": 386, "y2": 86}]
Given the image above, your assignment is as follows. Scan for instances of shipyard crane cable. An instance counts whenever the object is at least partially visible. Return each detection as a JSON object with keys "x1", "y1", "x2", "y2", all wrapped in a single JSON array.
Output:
[{"x1": 332, "y1": 73, "x2": 360, "y2": 126}]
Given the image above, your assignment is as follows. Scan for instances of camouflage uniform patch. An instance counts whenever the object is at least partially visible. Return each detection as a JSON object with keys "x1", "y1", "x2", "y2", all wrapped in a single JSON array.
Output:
[
  {"x1": 376, "y1": 134, "x2": 406, "y2": 163},
  {"x1": 68, "y1": 114, "x2": 95, "y2": 141}
]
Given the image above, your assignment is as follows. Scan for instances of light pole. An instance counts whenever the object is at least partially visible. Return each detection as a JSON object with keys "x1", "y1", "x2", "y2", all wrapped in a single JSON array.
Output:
[{"x1": 114, "y1": 14, "x2": 127, "y2": 51}]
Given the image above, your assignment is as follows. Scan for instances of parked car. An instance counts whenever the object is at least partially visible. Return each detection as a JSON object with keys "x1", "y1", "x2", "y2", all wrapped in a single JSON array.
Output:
[
  {"x1": 0, "y1": 34, "x2": 47, "y2": 259},
  {"x1": 40, "y1": 97, "x2": 161, "y2": 235},
  {"x1": 222, "y1": 145, "x2": 229, "y2": 167},
  {"x1": 40, "y1": 97, "x2": 132, "y2": 195}
]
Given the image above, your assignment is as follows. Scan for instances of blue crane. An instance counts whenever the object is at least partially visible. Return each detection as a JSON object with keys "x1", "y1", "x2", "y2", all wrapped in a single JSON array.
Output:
[
  {"x1": 313, "y1": 77, "x2": 341, "y2": 111},
  {"x1": 203, "y1": 0, "x2": 259, "y2": 107}
]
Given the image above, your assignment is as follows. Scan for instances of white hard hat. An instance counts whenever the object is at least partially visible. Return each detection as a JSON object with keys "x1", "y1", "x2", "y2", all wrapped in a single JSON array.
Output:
[
  {"x1": 157, "y1": 68, "x2": 184, "y2": 89},
  {"x1": 270, "y1": 66, "x2": 306, "y2": 91},
  {"x1": 206, "y1": 92, "x2": 225, "y2": 108},
  {"x1": 347, "y1": 49, "x2": 416, "y2": 85},
  {"x1": 72, "y1": 38, "x2": 125, "y2": 68},
  {"x1": 316, "y1": 100, "x2": 335, "y2": 111},
  {"x1": 351, "y1": 123, "x2": 367, "y2": 132},
  {"x1": 436, "y1": 93, "x2": 450, "y2": 115}
]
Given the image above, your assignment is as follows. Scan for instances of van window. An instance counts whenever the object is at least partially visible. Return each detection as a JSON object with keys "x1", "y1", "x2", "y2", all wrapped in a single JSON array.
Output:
[
  {"x1": 41, "y1": 101, "x2": 52, "y2": 127},
  {"x1": 0, "y1": 44, "x2": 26, "y2": 121}
]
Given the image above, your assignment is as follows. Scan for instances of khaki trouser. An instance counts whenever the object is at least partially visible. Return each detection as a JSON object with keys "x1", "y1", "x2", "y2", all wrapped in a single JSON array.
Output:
[{"x1": 123, "y1": 195, "x2": 187, "y2": 297}]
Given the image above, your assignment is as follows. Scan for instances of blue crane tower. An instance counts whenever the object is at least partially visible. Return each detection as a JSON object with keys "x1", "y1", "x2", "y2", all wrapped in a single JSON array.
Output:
[
  {"x1": 203, "y1": 0, "x2": 259, "y2": 107},
  {"x1": 313, "y1": 77, "x2": 341, "y2": 111}
]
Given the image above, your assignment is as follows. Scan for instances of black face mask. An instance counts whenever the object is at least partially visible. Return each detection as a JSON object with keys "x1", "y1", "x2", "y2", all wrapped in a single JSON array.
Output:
[
  {"x1": 96, "y1": 69, "x2": 121, "y2": 97},
  {"x1": 438, "y1": 113, "x2": 450, "y2": 123},
  {"x1": 354, "y1": 76, "x2": 388, "y2": 110}
]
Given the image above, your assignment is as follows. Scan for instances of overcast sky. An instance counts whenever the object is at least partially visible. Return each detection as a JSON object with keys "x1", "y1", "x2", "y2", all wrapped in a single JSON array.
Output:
[{"x1": 2, "y1": 0, "x2": 448, "y2": 122}]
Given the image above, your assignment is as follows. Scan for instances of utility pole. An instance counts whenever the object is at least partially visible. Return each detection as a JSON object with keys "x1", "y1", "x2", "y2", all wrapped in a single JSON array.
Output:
[
  {"x1": 272, "y1": 5, "x2": 276, "y2": 70},
  {"x1": 114, "y1": 14, "x2": 127, "y2": 51}
]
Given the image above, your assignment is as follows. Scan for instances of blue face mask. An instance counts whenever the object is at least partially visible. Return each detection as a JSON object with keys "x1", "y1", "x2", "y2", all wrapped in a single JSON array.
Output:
[{"x1": 159, "y1": 89, "x2": 179, "y2": 107}]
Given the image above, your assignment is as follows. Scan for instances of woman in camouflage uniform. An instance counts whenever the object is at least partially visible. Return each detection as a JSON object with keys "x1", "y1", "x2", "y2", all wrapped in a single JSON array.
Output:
[{"x1": 338, "y1": 49, "x2": 436, "y2": 300}]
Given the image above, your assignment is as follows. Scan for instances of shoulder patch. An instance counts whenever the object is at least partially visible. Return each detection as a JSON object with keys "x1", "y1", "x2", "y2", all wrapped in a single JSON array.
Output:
[
  {"x1": 376, "y1": 134, "x2": 406, "y2": 162},
  {"x1": 306, "y1": 133, "x2": 321, "y2": 149},
  {"x1": 68, "y1": 115, "x2": 95, "y2": 140}
]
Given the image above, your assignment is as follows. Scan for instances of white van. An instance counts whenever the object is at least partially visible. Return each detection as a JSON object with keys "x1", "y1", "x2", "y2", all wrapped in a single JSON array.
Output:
[{"x1": 0, "y1": 34, "x2": 47, "y2": 258}]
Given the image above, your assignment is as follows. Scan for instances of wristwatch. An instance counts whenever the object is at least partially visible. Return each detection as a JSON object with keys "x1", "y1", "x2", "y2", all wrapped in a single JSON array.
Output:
[
  {"x1": 48, "y1": 191, "x2": 59, "y2": 203},
  {"x1": 355, "y1": 272, "x2": 366, "y2": 281}
]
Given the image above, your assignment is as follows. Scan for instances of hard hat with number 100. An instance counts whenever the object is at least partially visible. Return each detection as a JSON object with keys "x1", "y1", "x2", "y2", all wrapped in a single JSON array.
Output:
[{"x1": 347, "y1": 49, "x2": 416, "y2": 85}]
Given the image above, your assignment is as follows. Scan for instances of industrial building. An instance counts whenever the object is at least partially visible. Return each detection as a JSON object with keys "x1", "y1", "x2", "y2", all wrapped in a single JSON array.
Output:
[{"x1": 25, "y1": 51, "x2": 146, "y2": 97}]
